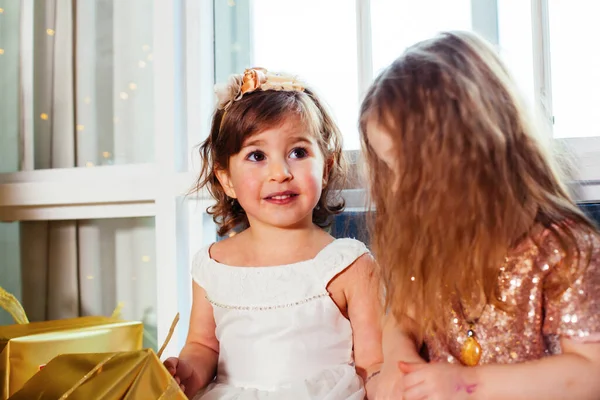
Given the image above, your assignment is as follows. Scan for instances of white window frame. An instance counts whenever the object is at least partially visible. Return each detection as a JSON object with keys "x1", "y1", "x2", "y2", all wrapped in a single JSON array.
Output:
[{"x1": 1, "y1": 0, "x2": 599, "y2": 356}]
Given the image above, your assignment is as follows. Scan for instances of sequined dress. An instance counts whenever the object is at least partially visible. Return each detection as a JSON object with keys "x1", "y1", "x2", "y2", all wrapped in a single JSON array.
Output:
[
  {"x1": 427, "y1": 224, "x2": 600, "y2": 364},
  {"x1": 190, "y1": 238, "x2": 368, "y2": 400}
]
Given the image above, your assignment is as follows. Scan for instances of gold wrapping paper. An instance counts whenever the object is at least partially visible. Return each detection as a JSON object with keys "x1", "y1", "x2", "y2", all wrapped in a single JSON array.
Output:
[
  {"x1": 8, "y1": 349, "x2": 185, "y2": 400},
  {"x1": 0, "y1": 317, "x2": 144, "y2": 399}
]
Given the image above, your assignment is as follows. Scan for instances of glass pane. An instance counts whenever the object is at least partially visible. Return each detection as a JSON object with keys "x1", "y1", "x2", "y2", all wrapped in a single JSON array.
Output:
[
  {"x1": 75, "y1": 0, "x2": 155, "y2": 167},
  {"x1": 175, "y1": 197, "x2": 218, "y2": 347},
  {"x1": 0, "y1": 1, "x2": 155, "y2": 171},
  {"x1": 0, "y1": 217, "x2": 158, "y2": 350},
  {"x1": 497, "y1": 0, "x2": 535, "y2": 107},
  {"x1": 548, "y1": 1, "x2": 600, "y2": 138},
  {"x1": 0, "y1": 1, "x2": 20, "y2": 173},
  {"x1": 371, "y1": 0, "x2": 472, "y2": 76},
  {"x1": 214, "y1": 0, "x2": 361, "y2": 149}
]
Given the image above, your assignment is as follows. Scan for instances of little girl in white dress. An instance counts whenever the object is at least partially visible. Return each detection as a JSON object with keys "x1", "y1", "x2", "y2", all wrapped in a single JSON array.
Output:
[
  {"x1": 192, "y1": 238, "x2": 373, "y2": 399},
  {"x1": 164, "y1": 68, "x2": 384, "y2": 399}
]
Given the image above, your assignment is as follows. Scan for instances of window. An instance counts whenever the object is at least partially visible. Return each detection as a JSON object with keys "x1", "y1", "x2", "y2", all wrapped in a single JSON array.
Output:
[
  {"x1": 548, "y1": 0, "x2": 600, "y2": 139},
  {"x1": 371, "y1": 0, "x2": 472, "y2": 76},
  {"x1": 214, "y1": 0, "x2": 360, "y2": 149},
  {"x1": 0, "y1": 217, "x2": 158, "y2": 349},
  {"x1": 0, "y1": 0, "x2": 204, "y2": 358}
]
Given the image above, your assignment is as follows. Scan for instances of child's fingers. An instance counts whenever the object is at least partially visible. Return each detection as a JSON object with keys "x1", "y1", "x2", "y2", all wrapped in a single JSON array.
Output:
[
  {"x1": 397, "y1": 361, "x2": 426, "y2": 374},
  {"x1": 402, "y1": 381, "x2": 428, "y2": 400},
  {"x1": 176, "y1": 359, "x2": 194, "y2": 380},
  {"x1": 163, "y1": 357, "x2": 179, "y2": 376}
]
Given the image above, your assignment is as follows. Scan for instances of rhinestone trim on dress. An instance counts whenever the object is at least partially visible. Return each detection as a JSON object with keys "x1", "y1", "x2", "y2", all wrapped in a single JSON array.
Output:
[{"x1": 206, "y1": 292, "x2": 330, "y2": 311}]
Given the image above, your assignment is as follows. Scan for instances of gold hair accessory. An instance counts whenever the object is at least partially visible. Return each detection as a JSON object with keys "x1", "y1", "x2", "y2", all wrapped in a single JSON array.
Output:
[{"x1": 214, "y1": 67, "x2": 305, "y2": 111}]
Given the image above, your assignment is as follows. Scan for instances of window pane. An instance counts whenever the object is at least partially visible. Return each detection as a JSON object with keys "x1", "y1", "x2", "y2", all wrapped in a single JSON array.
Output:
[
  {"x1": 371, "y1": 0, "x2": 472, "y2": 75},
  {"x1": 548, "y1": 1, "x2": 600, "y2": 138},
  {"x1": 175, "y1": 198, "x2": 218, "y2": 347},
  {"x1": 0, "y1": 1, "x2": 155, "y2": 171},
  {"x1": 75, "y1": 0, "x2": 155, "y2": 167},
  {"x1": 0, "y1": 1, "x2": 20, "y2": 173},
  {"x1": 0, "y1": 217, "x2": 157, "y2": 350},
  {"x1": 214, "y1": 0, "x2": 360, "y2": 149},
  {"x1": 497, "y1": 0, "x2": 535, "y2": 107}
]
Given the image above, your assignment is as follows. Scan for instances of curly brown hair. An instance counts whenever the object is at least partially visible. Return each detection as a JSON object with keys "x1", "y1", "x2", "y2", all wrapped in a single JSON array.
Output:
[
  {"x1": 192, "y1": 88, "x2": 346, "y2": 237},
  {"x1": 360, "y1": 31, "x2": 597, "y2": 338}
]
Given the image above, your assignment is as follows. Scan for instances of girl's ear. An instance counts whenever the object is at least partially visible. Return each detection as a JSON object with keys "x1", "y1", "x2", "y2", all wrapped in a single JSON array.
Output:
[{"x1": 215, "y1": 168, "x2": 237, "y2": 198}]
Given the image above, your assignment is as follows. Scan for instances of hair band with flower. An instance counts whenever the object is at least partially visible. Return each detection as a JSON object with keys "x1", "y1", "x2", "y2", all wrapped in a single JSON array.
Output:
[{"x1": 214, "y1": 67, "x2": 306, "y2": 112}]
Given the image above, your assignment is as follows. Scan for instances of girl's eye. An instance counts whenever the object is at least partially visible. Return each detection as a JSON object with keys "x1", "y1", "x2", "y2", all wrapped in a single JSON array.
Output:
[
  {"x1": 289, "y1": 147, "x2": 308, "y2": 159},
  {"x1": 246, "y1": 151, "x2": 266, "y2": 162}
]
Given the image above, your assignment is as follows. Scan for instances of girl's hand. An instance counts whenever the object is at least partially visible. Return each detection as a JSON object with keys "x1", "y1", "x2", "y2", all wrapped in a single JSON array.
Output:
[
  {"x1": 373, "y1": 360, "x2": 410, "y2": 400},
  {"x1": 399, "y1": 361, "x2": 477, "y2": 400},
  {"x1": 164, "y1": 357, "x2": 198, "y2": 396}
]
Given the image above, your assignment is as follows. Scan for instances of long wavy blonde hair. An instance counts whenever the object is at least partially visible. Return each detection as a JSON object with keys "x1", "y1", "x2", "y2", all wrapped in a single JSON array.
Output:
[{"x1": 360, "y1": 31, "x2": 596, "y2": 338}]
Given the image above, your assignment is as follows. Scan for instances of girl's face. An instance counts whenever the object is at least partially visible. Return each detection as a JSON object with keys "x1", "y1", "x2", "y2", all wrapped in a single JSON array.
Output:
[
  {"x1": 216, "y1": 116, "x2": 327, "y2": 231},
  {"x1": 366, "y1": 120, "x2": 399, "y2": 190}
]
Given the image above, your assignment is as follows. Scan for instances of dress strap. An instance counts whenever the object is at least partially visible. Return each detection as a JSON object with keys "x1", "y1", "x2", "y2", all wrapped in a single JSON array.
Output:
[
  {"x1": 190, "y1": 245, "x2": 212, "y2": 288},
  {"x1": 316, "y1": 238, "x2": 369, "y2": 287}
]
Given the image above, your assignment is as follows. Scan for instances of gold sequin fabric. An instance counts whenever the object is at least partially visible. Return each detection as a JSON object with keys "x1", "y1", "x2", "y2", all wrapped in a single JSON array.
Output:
[{"x1": 426, "y1": 223, "x2": 600, "y2": 364}]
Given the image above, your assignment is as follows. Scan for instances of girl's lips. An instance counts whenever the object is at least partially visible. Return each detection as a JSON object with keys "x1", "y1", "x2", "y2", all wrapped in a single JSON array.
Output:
[{"x1": 263, "y1": 191, "x2": 299, "y2": 204}]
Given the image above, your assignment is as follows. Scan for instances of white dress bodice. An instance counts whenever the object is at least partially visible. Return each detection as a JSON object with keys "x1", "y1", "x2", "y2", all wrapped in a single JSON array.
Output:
[{"x1": 191, "y1": 238, "x2": 369, "y2": 399}]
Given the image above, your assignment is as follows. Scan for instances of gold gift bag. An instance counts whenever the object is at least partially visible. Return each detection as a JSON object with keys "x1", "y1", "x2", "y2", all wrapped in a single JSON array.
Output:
[
  {"x1": 0, "y1": 288, "x2": 143, "y2": 399},
  {"x1": 9, "y1": 314, "x2": 184, "y2": 400},
  {"x1": 8, "y1": 349, "x2": 185, "y2": 400}
]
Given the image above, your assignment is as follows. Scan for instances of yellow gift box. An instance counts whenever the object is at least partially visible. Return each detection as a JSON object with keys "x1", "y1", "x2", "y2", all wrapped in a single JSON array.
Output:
[
  {"x1": 8, "y1": 349, "x2": 185, "y2": 400},
  {"x1": 0, "y1": 288, "x2": 143, "y2": 399}
]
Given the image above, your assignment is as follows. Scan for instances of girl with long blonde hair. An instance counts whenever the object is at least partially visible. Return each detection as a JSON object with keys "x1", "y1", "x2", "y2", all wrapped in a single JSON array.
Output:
[{"x1": 361, "y1": 31, "x2": 600, "y2": 399}]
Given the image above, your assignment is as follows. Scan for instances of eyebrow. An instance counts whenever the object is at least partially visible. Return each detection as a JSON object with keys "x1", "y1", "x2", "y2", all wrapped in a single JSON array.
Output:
[
  {"x1": 241, "y1": 135, "x2": 314, "y2": 149},
  {"x1": 288, "y1": 136, "x2": 314, "y2": 146},
  {"x1": 242, "y1": 138, "x2": 265, "y2": 148}
]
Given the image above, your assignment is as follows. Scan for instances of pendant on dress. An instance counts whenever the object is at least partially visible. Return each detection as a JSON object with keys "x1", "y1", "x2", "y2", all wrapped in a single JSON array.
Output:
[{"x1": 460, "y1": 328, "x2": 482, "y2": 366}]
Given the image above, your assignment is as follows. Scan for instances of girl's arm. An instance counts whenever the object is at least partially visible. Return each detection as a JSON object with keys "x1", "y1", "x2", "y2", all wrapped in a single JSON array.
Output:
[
  {"x1": 342, "y1": 254, "x2": 385, "y2": 398},
  {"x1": 401, "y1": 338, "x2": 600, "y2": 400},
  {"x1": 177, "y1": 282, "x2": 219, "y2": 396},
  {"x1": 467, "y1": 338, "x2": 600, "y2": 399},
  {"x1": 381, "y1": 312, "x2": 426, "y2": 365},
  {"x1": 373, "y1": 312, "x2": 427, "y2": 399}
]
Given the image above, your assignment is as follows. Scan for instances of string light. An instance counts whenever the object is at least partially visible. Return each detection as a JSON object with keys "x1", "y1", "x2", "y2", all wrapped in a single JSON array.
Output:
[
  {"x1": 46, "y1": 28, "x2": 55, "y2": 36},
  {"x1": 85, "y1": 161, "x2": 94, "y2": 167},
  {"x1": 0, "y1": 8, "x2": 4, "y2": 55},
  {"x1": 102, "y1": 151, "x2": 111, "y2": 158},
  {"x1": 119, "y1": 92, "x2": 129, "y2": 100},
  {"x1": 147, "y1": 54, "x2": 153, "y2": 61},
  {"x1": 142, "y1": 44, "x2": 150, "y2": 52},
  {"x1": 138, "y1": 60, "x2": 146, "y2": 68},
  {"x1": 86, "y1": 275, "x2": 94, "y2": 280},
  {"x1": 40, "y1": 113, "x2": 49, "y2": 120},
  {"x1": 128, "y1": 82, "x2": 137, "y2": 90},
  {"x1": 76, "y1": 124, "x2": 85, "y2": 131},
  {"x1": 142, "y1": 256, "x2": 150, "y2": 262}
]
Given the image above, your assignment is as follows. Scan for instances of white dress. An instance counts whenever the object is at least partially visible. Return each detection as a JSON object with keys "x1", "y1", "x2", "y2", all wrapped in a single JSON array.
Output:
[{"x1": 190, "y1": 238, "x2": 369, "y2": 400}]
